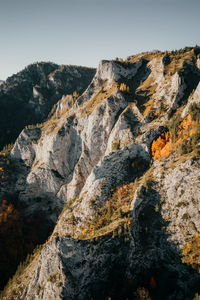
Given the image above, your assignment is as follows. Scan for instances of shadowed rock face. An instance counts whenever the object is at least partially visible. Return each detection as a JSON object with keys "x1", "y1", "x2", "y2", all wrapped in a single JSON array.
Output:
[
  {"x1": 0, "y1": 62, "x2": 96, "y2": 150},
  {"x1": 1, "y1": 47, "x2": 200, "y2": 299}
]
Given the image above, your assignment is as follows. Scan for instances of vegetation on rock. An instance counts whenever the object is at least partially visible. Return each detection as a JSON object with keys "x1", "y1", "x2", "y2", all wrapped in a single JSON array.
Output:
[{"x1": 1, "y1": 47, "x2": 200, "y2": 300}]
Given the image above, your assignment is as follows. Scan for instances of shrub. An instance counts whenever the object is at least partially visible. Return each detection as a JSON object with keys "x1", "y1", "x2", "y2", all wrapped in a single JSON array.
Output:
[
  {"x1": 73, "y1": 90, "x2": 79, "y2": 99},
  {"x1": 154, "y1": 204, "x2": 159, "y2": 213},
  {"x1": 182, "y1": 231, "x2": 200, "y2": 269},
  {"x1": 79, "y1": 182, "x2": 134, "y2": 239},
  {"x1": 176, "y1": 201, "x2": 187, "y2": 208},
  {"x1": 112, "y1": 139, "x2": 120, "y2": 151},
  {"x1": 160, "y1": 111, "x2": 200, "y2": 158},
  {"x1": 119, "y1": 83, "x2": 130, "y2": 93},
  {"x1": 1, "y1": 143, "x2": 14, "y2": 156},
  {"x1": 72, "y1": 90, "x2": 79, "y2": 106},
  {"x1": 193, "y1": 293, "x2": 200, "y2": 300},
  {"x1": 151, "y1": 132, "x2": 172, "y2": 159},
  {"x1": 182, "y1": 212, "x2": 190, "y2": 220},
  {"x1": 192, "y1": 127, "x2": 200, "y2": 147},
  {"x1": 48, "y1": 274, "x2": 57, "y2": 283},
  {"x1": 89, "y1": 198, "x2": 96, "y2": 209},
  {"x1": 189, "y1": 102, "x2": 200, "y2": 123},
  {"x1": 69, "y1": 213, "x2": 76, "y2": 225},
  {"x1": 177, "y1": 139, "x2": 193, "y2": 155},
  {"x1": 64, "y1": 197, "x2": 76, "y2": 210},
  {"x1": 168, "y1": 112, "x2": 182, "y2": 142}
]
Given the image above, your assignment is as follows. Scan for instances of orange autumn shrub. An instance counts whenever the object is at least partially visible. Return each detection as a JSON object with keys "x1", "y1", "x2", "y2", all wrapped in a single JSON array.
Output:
[
  {"x1": 182, "y1": 231, "x2": 200, "y2": 269},
  {"x1": 117, "y1": 184, "x2": 133, "y2": 202},
  {"x1": 152, "y1": 113, "x2": 199, "y2": 159},
  {"x1": 176, "y1": 114, "x2": 196, "y2": 145},
  {"x1": 151, "y1": 132, "x2": 172, "y2": 159}
]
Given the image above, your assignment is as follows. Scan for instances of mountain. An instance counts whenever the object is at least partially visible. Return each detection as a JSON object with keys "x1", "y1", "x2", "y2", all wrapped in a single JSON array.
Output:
[
  {"x1": 0, "y1": 62, "x2": 96, "y2": 150},
  {"x1": 0, "y1": 47, "x2": 200, "y2": 299}
]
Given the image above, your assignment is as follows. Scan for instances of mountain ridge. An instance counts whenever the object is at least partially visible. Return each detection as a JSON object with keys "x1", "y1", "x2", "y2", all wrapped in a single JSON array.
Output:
[
  {"x1": 0, "y1": 47, "x2": 200, "y2": 299},
  {"x1": 0, "y1": 62, "x2": 96, "y2": 150}
]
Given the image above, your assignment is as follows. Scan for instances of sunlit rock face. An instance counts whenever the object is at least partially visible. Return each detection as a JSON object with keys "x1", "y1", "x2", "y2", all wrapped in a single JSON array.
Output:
[{"x1": 1, "y1": 47, "x2": 200, "y2": 300}]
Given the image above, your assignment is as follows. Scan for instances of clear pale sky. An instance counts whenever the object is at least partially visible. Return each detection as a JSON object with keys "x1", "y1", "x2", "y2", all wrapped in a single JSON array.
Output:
[{"x1": 0, "y1": 0, "x2": 200, "y2": 80}]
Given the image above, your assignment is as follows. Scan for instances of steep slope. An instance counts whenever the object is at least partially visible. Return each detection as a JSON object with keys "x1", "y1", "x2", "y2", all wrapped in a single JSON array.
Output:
[
  {"x1": 0, "y1": 63, "x2": 95, "y2": 150},
  {"x1": 1, "y1": 47, "x2": 200, "y2": 300}
]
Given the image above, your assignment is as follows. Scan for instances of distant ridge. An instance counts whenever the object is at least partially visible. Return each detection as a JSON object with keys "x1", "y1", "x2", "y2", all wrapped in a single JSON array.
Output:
[{"x1": 0, "y1": 62, "x2": 96, "y2": 150}]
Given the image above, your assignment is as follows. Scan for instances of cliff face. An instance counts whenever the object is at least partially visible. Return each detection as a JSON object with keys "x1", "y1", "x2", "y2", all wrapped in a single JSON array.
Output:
[
  {"x1": 1, "y1": 47, "x2": 200, "y2": 300},
  {"x1": 0, "y1": 63, "x2": 96, "y2": 150}
]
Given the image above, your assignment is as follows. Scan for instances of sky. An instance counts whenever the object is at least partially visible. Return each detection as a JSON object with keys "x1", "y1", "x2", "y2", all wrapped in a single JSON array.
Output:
[{"x1": 0, "y1": 0, "x2": 200, "y2": 80}]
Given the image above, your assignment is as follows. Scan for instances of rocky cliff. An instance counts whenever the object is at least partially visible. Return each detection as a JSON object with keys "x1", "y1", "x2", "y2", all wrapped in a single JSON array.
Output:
[
  {"x1": 0, "y1": 63, "x2": 95, "y2": 150},
  {"x1": 1, "y1": 47, "x2": 200, "y2": 300}
]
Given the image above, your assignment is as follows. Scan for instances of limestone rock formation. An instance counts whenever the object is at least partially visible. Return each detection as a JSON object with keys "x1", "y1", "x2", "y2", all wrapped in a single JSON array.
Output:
[{"x1": 1, "y1": 47, "x2": 200, "y2": 300}]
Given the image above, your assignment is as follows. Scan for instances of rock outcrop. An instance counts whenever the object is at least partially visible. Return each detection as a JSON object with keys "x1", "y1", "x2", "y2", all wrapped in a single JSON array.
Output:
[
  {"x1": 1, "y1": 47, "x2": 200, "y2": 300},
  {"x1": 0, "y1": 62, "x2": 96, "y2": 150}
]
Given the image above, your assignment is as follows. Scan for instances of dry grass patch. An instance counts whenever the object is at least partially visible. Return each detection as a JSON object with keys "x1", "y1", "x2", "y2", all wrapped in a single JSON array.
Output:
[
  {"x1": 81, "y1": 82, "x2": 118, "y2": 117},
  {"x1": 137, "y1": 76, "x2": 157, "y2": 94},
  {"x1": 164, "y1": 49, "x2": 194, "y2": 75},
  {"x1": 129, "y1": 51, "x2": 162, "y2": 64},
  {"x1": 182, "y1": 231, "x2": 200, "y2": 271},
  {"x1": 136, "y1": 75, "x2": 158, "y2": 116},
  {"x1": 78, "y1": 182, "x2": 137, "y2": 240},
  {"x1": 143, "y1": 98, "x2": 155, "y2": 117}
]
